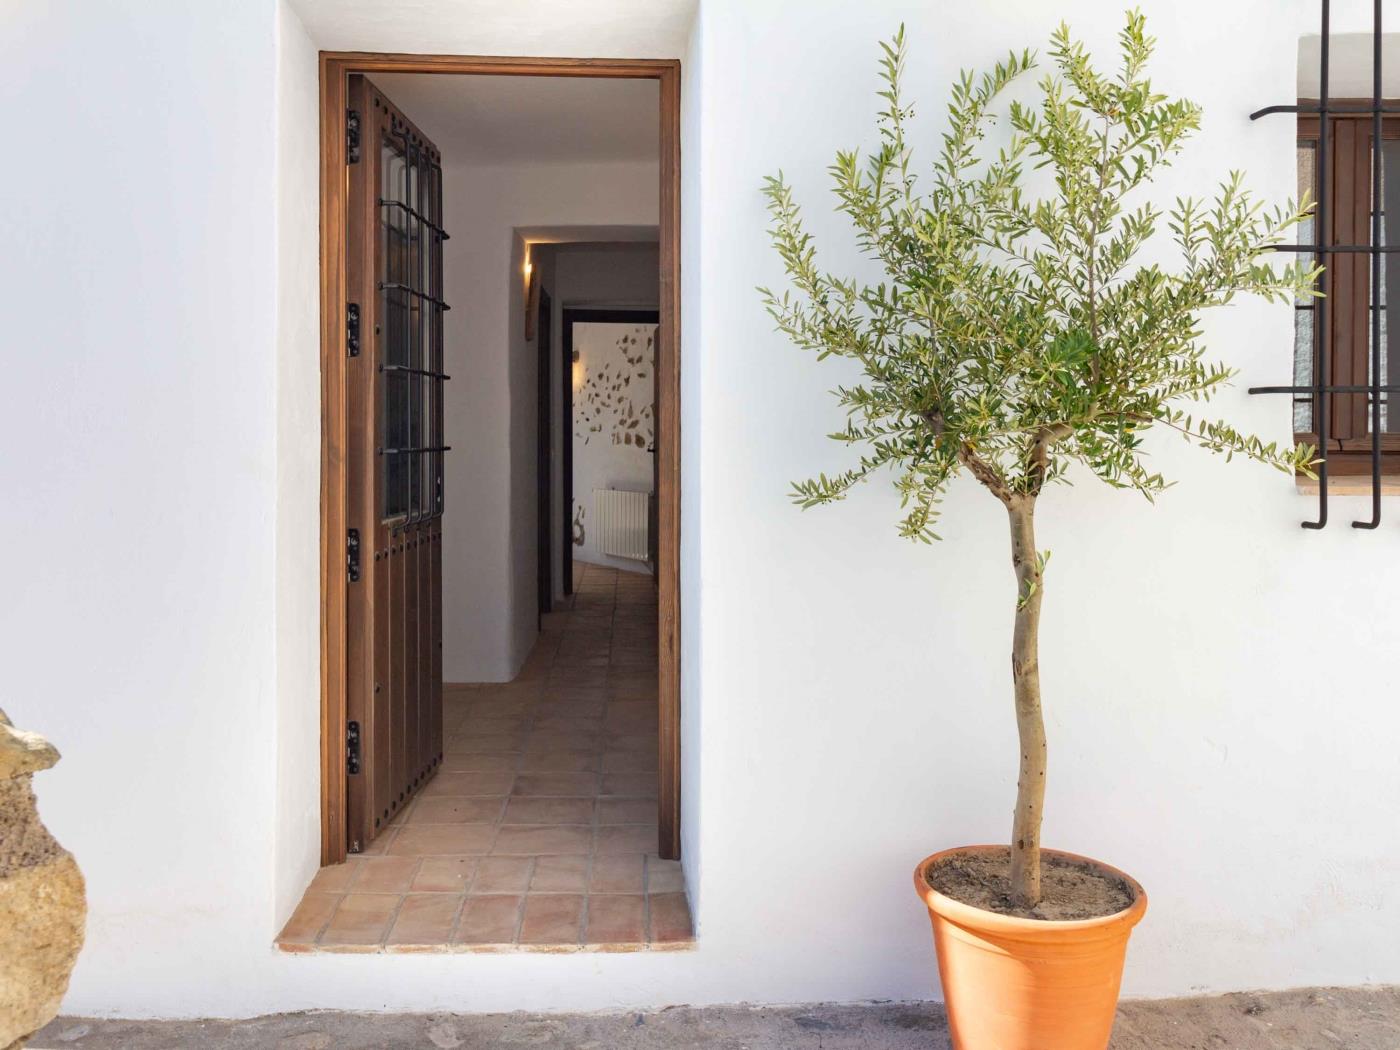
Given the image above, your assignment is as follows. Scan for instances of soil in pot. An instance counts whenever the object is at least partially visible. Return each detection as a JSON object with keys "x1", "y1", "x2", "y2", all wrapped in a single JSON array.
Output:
[{"x1": 925, "y1": 846, "x2": 1133, "y2": 921}]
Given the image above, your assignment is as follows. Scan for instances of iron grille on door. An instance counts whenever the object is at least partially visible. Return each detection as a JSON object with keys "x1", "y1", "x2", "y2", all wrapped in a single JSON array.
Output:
[{"x1": 379, "y1": 112, "x2": 449, "y2": 523}]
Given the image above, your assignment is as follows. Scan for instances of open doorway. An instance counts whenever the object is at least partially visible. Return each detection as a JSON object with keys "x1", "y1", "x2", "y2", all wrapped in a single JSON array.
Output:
[{"x1": 294, "y1": 56, "x2": 684, "y2": 952}]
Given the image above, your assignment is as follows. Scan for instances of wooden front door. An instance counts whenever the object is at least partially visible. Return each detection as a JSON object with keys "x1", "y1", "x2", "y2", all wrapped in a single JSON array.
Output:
[{"x1": 344, "y1": 75, "x2": 446, "y2": 852}]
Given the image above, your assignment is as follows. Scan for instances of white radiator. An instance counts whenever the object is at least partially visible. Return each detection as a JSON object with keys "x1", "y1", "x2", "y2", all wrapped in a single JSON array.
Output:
[{"x1": 594, "y1": 487, "x2": 650, "y2": 561}]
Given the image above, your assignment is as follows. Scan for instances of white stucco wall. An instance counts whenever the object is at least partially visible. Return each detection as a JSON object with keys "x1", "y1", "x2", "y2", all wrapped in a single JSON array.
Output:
[
  {"x1": 0, "y1": 0, "x2": 286, "y2": 1013},
  {"x1": 273, "y1": 0, "x2": 325, "y2": 938},
  {"x1": 687, "y1": 0, "x2": 1400, "y2": 1002},
  {"x1": 4, "y1": 0, "x2": 1399, "y2": 1023}
]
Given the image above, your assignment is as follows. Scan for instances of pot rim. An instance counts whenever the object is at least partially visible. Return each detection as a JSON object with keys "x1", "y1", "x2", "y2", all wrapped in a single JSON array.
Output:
[{"x1": 914, "y1": 844, "x2": 1148, "y2": 939}]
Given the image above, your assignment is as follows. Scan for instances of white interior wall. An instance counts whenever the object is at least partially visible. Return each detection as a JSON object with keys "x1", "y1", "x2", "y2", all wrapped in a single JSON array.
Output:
[
  {"x1": 439, "y1": 160, "x2": 660, "y2": 682},
  {"x1": 9, "y1": 0, "x2": 1400, "y2": 1024}
]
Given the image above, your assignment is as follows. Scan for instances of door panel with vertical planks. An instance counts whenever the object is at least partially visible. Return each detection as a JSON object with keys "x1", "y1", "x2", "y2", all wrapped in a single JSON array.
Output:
[{"x1": 345, "y1": 75, "x2": 447, "y2": 852}]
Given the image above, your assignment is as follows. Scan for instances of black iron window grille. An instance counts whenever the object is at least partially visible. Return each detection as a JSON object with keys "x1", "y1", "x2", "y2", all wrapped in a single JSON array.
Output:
[
  {"x1": 1251, "y1": 0, "x2": 1399, "y2": 528},
  {"x1": 378, "y1": 113, "x2": 449, "y2": 526}
]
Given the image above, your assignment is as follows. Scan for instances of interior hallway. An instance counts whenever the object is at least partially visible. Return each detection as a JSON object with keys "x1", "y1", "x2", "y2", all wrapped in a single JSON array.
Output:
[{"x1": 277, "y1": 564, "x2": 691, "y2": 952}]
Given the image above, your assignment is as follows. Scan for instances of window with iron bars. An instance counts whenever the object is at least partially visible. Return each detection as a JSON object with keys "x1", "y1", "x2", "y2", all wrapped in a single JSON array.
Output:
[{"x1": 1295, "y1": 103, "x2": 1400, "y2": 474}]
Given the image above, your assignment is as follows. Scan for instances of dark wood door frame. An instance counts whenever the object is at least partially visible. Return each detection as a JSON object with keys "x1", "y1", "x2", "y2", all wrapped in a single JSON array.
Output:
[
  {"x1": 320, "y1": 52, "x2": 683, "y2": 865},
  {"x1": 560, "y1": 308, "x2": 661, "y2": 595}
]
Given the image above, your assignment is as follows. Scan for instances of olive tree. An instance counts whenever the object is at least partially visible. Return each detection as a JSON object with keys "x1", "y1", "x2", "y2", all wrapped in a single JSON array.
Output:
[{"x1": 760, "y1": 12, "x2": 1315, "y2": 907}]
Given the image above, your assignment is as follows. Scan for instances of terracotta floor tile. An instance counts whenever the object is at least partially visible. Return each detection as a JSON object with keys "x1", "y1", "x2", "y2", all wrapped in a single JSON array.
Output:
[
  {"x1": 278, "y1": 892, "x2": 340, "y2": 945},
  {"x1": 537, "y1": 699, "x2": 605, "y2": 718},
  {"x1": 585, "y1": 894, "x2": 646, "y2": 946},
  {"x1": 422, "y1": 771, "x2": 515, "y2": 797},
  {"x1": 409, "y1": 797, "x2": 506, "y2": 825},
  {"x1": 356, "y1": 827, "x2": 398, "y2": 855},
  {"x1": 306, "y1": 861, "x2": 359, "y2": 894},
  {"x1": 512, "y1": 772, "x2": 600, "y2": 797},
  {"x1": 466, "y1": 690, "x2": 539, "y2": 708},
  {"x1": 455, "y1": 715, "x2": 527, "y2": 734},
  {"x1": 605, "y1": 701, "x2": 656, "y2": 725},
  {"x1": 595, "y1": 824, "x2": 657, "y2": 855},
  {"x1": 412, "y1": 858, "x2": 477, "y2": 893},
  {"x1": 649, "y1": 892, "x2": 694, "y2": 943},
  {"x1": 472, "y1": 856, "x2": 533, "y2": 893},
  {"x1": 530, "y1": 854, "x2": 590, "y2": 892},
  {"x1": 605, "y1": 733, "x2": 656, "y2": 753},
  {"x1": 445, "y1": 732, "x2": 526, "y2": 754},
  {"x1": 533, "y1": 714, "x2": 603, "y2": 734},
  {"x1": 389, "y1": 824, "x2": 496, "y2": 856},
  {"x1": 600, "y1": 772, "x2": 658, "y2": 798},
  {"x1": 454, "y1": 894, "x2": 523, "y2": 946},
  {"x1": 597, "y1": 798, "x2": 658, "y2": 825},
  {"x1": 493, "y1": 825, "x2": 593, "y2": 856},
  {"x1": 602, "y1": 751, "x2": 658, "y2": 774},
  {"x1": 386, "y1": 894, "x2": 462, "y2": 947},
  {"x1": 519, "y1": 894, "x2": 584, "y2": 945},
  {"x1": 320, "y1": 893, "x2": 401, "y2": 947},
  {"x1": 281, "y1": 566, "x2": 691, "y2": 956},
  {"x1": 440, "y1": 752, "x2": 520, "y2": 774},
  {"x1": 503, "y1": 797, "x2": 595, "y2": 825},
  {"x1": 517, "y1": 751, "x2": 599, "y2": 773},
  {"x1": 550, "y1": 687, "x2": 610, "y2": 703},
  {"x1": 524, "y1": 730, "x2": 602, "y2": 753},
  {"x1": 647, "y1": 857, "x2": 686, "y2": 894},
  {"x1": 348, "y1": 856, "x2": 420, "y2": 893},
  {"x1": 590, "y1": 853, "x2": 645, "y2": 894}
]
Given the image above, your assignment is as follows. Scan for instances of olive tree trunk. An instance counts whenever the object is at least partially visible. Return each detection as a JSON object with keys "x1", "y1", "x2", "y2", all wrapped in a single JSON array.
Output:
[{"x1": 1006, "y1": 495, "x2": 1046, "y2": 908}]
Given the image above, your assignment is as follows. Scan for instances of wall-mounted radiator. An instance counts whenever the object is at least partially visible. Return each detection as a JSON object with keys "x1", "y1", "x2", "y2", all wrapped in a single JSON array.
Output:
[{"x1": 594, "y1": 488, "x2": 650, "y2": 561}]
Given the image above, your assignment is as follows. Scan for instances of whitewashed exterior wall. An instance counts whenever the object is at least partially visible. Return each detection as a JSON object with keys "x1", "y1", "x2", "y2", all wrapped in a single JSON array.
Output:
[{"x1": 2, "y1": 0, "x2": 1397, "y2": 1021}]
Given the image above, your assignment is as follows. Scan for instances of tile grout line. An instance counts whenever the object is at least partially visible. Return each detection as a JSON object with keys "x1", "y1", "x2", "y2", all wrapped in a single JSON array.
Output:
[
  {"x1": 445, "y1": 854, "x2": 484, "y2": 946},
  {"x1": 378, "y1": 891, "x2": 411, "y2": 952},
  {"x1": 443, "y1": 889, "x2": 470, "y2": 951},
  {"x1": 309, "y1": 893, "x2": 346, "y2": 948}
]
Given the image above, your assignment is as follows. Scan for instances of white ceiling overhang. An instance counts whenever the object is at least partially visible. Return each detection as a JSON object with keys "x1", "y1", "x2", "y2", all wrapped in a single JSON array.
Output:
[{"x1": 288, "y1": 0, "x2": 698, "y2": 60}]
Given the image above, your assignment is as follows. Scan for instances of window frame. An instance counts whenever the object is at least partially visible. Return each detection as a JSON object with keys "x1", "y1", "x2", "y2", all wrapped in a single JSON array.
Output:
[{"x1": 1298, "y1": 99, "x2": 1400, "y2": 474}]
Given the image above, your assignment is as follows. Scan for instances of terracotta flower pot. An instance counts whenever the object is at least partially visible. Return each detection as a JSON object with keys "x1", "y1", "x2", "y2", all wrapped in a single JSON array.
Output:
[{"x1": 913, "y1": 845, "x2": 1146, "y2": 1050}]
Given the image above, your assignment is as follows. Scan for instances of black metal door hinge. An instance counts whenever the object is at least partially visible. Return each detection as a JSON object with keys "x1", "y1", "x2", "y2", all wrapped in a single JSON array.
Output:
[
  {"x1": 346, "y1": 108, "x2": 361, "y2": 164},
  {"x1": 346, "y1": 720, "x2": 361, "y2": 776},
  {"x1": 347, "y1": 528, "x2": 361, "y2": 582},
  {"x1": 347, "y1": 302, "x2": 361, "y2": 357}
]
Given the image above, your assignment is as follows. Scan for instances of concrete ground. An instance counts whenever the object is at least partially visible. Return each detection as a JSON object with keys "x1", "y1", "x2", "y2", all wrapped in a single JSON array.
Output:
[{"x1": 34, "y1": 986, "x2": 1400, "y2": 1049}]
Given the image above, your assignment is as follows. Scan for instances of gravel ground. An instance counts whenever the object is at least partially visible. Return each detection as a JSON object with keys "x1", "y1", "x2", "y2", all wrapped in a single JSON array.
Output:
[{"x1": 34, "y1": 985, "x2": 1400, "y2": 1049}]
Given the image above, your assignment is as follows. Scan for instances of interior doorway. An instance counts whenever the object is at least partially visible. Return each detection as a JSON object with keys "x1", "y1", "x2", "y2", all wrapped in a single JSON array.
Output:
[
  {"x1": 316, "y1": 57, "x2": 682, "y2": 881},
  {"x1": 559, "y1": 307, "x2": 662, "y2": 594}
]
